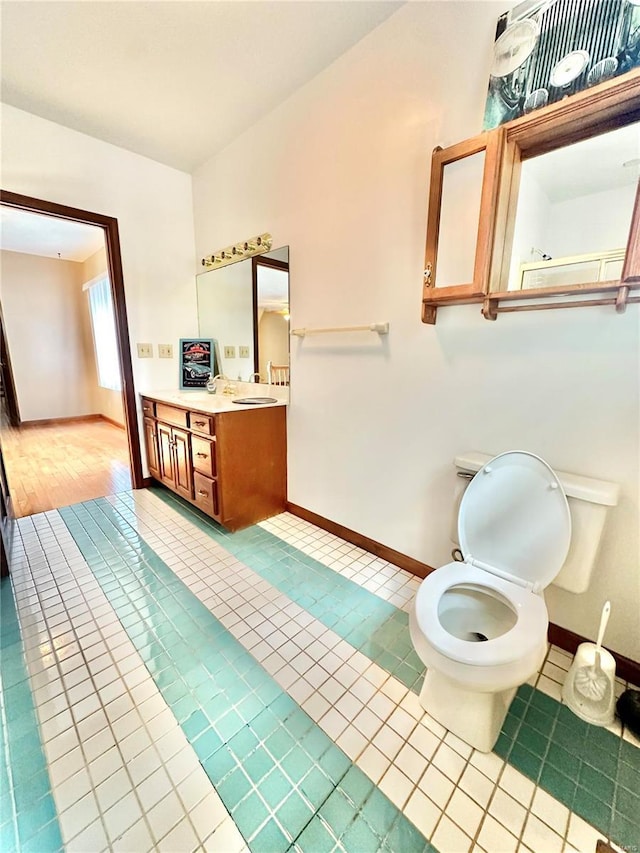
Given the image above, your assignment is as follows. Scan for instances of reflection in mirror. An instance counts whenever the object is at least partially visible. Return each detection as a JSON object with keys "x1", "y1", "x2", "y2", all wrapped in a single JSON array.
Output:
[
  {"x1": 436, "y1": 152, "x2": 485, "y2": 287},
  {"x1": 503, "y1": 123, "x2": 639, "y2": 292},
  {"x1": 254, "y1": 252, "x2": 289, "y2": 383},
  {"x1": 196, "y1": 247, "x2": 289, "y2": 382}
]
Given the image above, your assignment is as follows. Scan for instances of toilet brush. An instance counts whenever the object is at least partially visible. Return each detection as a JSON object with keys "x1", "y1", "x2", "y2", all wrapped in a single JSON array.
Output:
[
  {"x1": 562, "y1": 601, "x2": 616, "y2": 726},
  {"x1": 574, "y1": 601, "x2": 611, "y2": 701}
]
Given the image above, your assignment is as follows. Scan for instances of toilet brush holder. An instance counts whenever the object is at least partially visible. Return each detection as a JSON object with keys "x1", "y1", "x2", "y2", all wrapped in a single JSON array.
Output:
[{"x1": 562, "y1": 642, "x2": 616, "y2": 727}]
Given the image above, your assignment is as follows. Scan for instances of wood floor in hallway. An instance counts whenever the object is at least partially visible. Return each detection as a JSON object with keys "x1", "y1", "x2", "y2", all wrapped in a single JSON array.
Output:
[{"x1": 2, "y1": 418, "x2": 131, "y2": 517}]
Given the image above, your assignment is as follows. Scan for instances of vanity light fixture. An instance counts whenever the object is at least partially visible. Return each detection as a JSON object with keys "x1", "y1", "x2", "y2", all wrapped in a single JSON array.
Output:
[{"x1": 201, "y1": 233, "x2": 273, "y2": 269}]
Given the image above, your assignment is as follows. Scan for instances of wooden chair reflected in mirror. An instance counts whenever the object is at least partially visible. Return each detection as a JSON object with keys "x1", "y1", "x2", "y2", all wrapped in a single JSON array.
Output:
[{"x1": 267, "y1": 361, "x2": 290, "y2": 386}]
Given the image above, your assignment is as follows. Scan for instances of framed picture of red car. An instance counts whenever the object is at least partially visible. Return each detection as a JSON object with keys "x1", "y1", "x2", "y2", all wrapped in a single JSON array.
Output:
[{"x1": 179, "y1": 338, "x2": 218, "y2": 389}]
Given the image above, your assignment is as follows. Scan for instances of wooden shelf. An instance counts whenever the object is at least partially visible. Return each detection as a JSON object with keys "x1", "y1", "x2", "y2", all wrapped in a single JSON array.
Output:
[
  {"x1": 421, "y1": 69, "x2": 640, "y2": 324},
  {"x1": 422, "y1": 280, "x2": 640, "y2": 320}
]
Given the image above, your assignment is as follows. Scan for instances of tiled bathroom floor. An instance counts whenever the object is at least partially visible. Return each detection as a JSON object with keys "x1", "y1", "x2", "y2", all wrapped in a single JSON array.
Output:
[{"x1": 1, "y1": 487, "x2": 638, "y2": 852}]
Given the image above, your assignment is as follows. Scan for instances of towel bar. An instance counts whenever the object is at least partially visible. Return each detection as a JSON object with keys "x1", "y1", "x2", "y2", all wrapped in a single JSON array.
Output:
[{"x1": 290, "y1": 322, "x2": 389, "y2": 338}]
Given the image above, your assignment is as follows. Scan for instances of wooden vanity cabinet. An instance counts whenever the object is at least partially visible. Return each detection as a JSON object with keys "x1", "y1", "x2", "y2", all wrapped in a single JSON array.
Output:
[{"x1": 141, "y1": 396, "x2": 286, "y2": 532}]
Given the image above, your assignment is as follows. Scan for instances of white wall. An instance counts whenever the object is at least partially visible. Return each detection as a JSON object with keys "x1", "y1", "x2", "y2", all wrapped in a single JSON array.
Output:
[
  {"x1": 546, "y1": 183, "x2": 636, "y2": 258},
  {"x1": 509, "y1": 179, "x2": 635, "y2": 290},
  {"x1": 258, "y1": 311, "x2": 289, "y2": 381},
  {"x1": 507, "y1": 170, "x2": 551, "y2": 290},
  {"x1": 192, "y1": 3, "x2": 640, "y2": 660},
  {"x1": 0, "y1": 250, "x2": 95, "y2": 420},
  {"x1": 0, "y1": 103, "x2": 197, "y2": 413}
]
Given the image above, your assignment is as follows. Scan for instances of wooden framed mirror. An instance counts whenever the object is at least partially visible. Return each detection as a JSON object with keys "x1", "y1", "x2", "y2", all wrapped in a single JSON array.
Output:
[
  {"x1": 484, "y1": 71, "x2": 640, "y2": 319},
  {"x1": 196, "y1": 246, "x2": 289, "y2": 382},
  {"x1": 421, "y1": 69, "x2": 640, "y2": 323},
  {"x1": 421, "y1": 130, "x2": 504, "y2": 324}
]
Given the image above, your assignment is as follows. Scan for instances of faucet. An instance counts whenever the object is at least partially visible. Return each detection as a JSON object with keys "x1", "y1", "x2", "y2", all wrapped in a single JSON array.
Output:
[
  {"x1": 248, "y1": 372, "x2": 262, "y2": 383},
  {"x1": 207, "y1": 374, "x2": 226, "y2": 394}
]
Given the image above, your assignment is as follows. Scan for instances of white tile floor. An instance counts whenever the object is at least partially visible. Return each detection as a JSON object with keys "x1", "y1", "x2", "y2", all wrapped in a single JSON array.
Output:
[{"x1": 3, "y1": 490, "x2": 637, "y2": 853}]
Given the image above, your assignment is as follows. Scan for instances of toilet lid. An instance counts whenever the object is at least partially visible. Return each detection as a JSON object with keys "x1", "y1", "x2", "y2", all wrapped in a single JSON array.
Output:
[{"x1": 458, "y1": 451, "x2": 571, "y2": 590}]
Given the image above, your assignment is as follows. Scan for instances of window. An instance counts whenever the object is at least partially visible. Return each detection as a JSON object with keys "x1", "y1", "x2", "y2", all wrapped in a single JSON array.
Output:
[{"x1": 84, "y1": 275, "x2": 121, "y2": 391}]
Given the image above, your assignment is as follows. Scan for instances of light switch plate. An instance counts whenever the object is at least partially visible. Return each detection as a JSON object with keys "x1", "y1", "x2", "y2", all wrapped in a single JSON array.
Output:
[
  {"x1": 158, "y1": 344, "x2": 173, "y2": 359},
  {"x1": 224, "y1": 346, "x2": 236, "y2": 358},
  {"x1": 137, "y1": 343, "x2": 153, "y2": 358},
  {"x1": 239, "y1": 346, "x2": 250, "y2": 358}
]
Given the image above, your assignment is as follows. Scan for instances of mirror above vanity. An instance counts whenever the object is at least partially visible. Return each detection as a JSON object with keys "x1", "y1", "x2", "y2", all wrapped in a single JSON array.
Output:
[
  {"x1": 196, "y1": 246, "x2": 290, "y2": 381},
  {"x1": 422, "y1": 70, "x2": 640, "y2": 323}
]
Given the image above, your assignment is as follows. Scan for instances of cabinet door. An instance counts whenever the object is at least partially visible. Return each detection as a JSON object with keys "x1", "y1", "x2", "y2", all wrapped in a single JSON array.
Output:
[
  {"x1": 157, "y1": 422, "x2": 175, "y2": 488},
  {"x1": 172, "y1": 427, "x2": 193, "y2": 500},
  {"x1": 422, "y1": 130, "x2": 503, "y2": 324},
  {"x1": 143, "y1": 417, "x2": 160, "y2": 478}
]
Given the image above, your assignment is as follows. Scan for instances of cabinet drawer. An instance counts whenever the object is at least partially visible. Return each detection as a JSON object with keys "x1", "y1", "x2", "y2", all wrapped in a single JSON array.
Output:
[
  {"x1": 192, "y1": 435, "x2": 216, "y2": 477},
  {"x1": 194, "y1": 472, "x2": 218, "y2": 517},
  {"x1": 141, "y1": 398, "x2": 156, "y2": 418},
  {"x1": 156, "y1": 403, "x2": 188, "y2": 428},
  {"x1": 189, "y1": 412, "x2": 214, "y2": 436}
]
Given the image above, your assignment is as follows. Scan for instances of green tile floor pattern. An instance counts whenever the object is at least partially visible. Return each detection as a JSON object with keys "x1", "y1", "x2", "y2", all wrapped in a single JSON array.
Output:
[
  {"x1": 150, "y1": 486, "x2": 640, "y2": 852},
  {"x1": 152, "y1": 486, "x2": 425, "y2": 693},
  {"x1": 59, "y1": 498, "x2": 436, "y2": 853},
  {"x1": 495, "y1": 682, "x2": 640, "y2": 852},
  {"x1": 0, "y1": 578, "x2": 64, "y2": 853}
]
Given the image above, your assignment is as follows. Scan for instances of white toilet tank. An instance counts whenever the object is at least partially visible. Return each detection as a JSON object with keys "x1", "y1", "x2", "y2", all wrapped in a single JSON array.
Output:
[{"x1": 452, "y1": 452, "x2": 620, "y2": 594}]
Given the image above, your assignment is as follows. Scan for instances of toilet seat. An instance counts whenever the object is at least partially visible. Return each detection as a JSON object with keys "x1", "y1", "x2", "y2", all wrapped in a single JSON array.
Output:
[
  {"x1": 458, "y1": 450, "x2": 571, "y2": 592},
  {"x1": 414, "y1": 561, "x2": 548, "y2": 667}
]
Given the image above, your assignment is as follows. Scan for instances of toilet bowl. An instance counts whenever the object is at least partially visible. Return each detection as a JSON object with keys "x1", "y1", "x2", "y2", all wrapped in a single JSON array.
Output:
[{"x1": 410, "y1": 450, "x2": 572, "y2": 752}]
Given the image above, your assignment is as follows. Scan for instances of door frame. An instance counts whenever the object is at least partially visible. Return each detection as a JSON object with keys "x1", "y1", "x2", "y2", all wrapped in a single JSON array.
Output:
[
  {"x1": 251, "y1": 255, "x2": 290, "y2": 377},
  {"x1": 0, "y1": 303, "x2": 21, "y2": 427},
  {"x1": 0, "y1": 189, "x2": 144, "y2": 489}
]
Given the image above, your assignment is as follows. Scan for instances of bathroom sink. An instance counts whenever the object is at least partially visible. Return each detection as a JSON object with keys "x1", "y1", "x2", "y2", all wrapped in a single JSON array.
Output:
[
  {"x1": 232, "y1": 397, "x2": 278, "y2": 405},
  {"x1": 170, "y1": 392, "x2": 228, "y2": 406}
]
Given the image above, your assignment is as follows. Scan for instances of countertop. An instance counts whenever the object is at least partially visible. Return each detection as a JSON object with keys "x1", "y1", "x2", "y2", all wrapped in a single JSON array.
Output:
[{"x1": 141, "y1": 383, "x2": 288, "y2": 414}]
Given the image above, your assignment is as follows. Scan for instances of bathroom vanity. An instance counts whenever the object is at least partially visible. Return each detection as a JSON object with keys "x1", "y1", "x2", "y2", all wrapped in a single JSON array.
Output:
[{"x1": 140, "y1": 391, "x2": 287, "y2": 531}]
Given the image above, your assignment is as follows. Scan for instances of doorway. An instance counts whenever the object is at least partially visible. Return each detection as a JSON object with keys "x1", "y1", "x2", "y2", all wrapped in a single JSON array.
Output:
[{"x1": 0, "y1": 191, "x2": 143, "y2": 528}]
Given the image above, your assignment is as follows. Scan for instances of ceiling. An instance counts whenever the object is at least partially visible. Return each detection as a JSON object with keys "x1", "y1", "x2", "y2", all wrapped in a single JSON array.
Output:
[
  {"x1": 525, "y1": 122, "x2": 640, "y2": 203},
  {"x1": 1, "y1": 1, "x2": 402, "y2": 173},
  {"x1": 257, "y1": 266, "x2": 289, "y2": 312},
  {"x1": 0, "y1": 206, "x2": 105, "y2": 261}
]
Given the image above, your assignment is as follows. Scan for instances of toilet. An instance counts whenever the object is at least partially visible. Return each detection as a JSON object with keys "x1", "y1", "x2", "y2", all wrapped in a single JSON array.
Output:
[{"x1": 409, "y1": 450, "x2": 619, "y2": 753}]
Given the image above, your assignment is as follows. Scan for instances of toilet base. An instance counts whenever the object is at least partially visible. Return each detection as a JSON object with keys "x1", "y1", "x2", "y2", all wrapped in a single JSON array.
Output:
[{"x1": 419, "y1": 669, "x2": 517, "y2": 753}]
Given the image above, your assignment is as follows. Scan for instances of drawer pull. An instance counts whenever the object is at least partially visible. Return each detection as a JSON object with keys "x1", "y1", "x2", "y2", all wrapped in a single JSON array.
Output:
[
  {"x1": 194, "y1": 420, "x2": 206, "y2": 427},
  {"x1": 198, "y1": 489, "x2": 209, "y2": 498},
  {"x1": 196, "y1": 452, "x2": 208, "y2": 458}
]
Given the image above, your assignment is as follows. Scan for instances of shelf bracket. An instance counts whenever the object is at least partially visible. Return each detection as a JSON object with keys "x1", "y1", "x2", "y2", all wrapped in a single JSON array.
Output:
[
  {"x1": 482, "y1": 297, "x2": 498, "y2": 321},
  {"x1": 615, "y1": 285, "x2": 630, "y2": 314}
]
